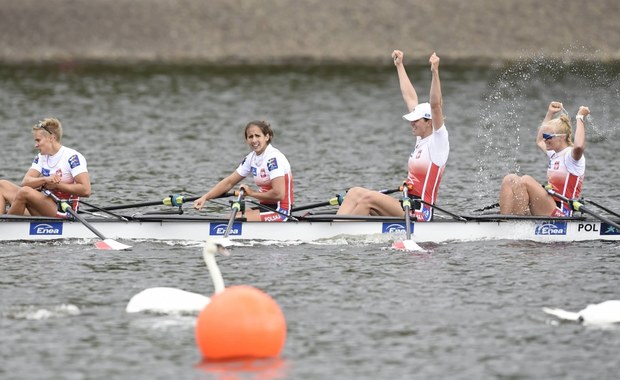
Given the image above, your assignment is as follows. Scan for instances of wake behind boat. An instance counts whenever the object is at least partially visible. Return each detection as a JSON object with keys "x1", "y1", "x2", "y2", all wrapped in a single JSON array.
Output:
[{"x1": 2, "y1": 212, "x2": 619, "y2": 244}]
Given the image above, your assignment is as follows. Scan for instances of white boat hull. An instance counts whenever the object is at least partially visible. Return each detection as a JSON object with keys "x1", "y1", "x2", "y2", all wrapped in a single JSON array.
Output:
[{"x1": 2, "y1": 214, "x2": 619, "y2": 244}]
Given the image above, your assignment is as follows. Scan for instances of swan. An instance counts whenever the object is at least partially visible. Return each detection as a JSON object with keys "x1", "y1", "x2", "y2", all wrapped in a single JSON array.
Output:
[
  {"x1": 542, "y1": 300, "x2": 620, "y2": 325},
  {"x1": 125, "y1": 239, "x2": 230, "y2": 314}
]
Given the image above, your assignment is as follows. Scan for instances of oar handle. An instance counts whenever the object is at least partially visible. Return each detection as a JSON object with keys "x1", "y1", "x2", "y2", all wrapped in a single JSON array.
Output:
[
  {"x1": 224, "y1": 189, "x2": 245, "y2": 238},
  {"x1": 545, "y1": 187, "x2": 581, "y2": 210},
  {"x1": 290, "y1": 193, "x2": 345, "y2": 212},
  {"x1": 401, "y1": 183, "x2": 412, "y2": 240}
]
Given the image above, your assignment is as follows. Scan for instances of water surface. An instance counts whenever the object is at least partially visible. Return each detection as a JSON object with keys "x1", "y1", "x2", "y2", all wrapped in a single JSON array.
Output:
[{"x1": 1, "y1": 60, "x2": 619, "y2": 379}]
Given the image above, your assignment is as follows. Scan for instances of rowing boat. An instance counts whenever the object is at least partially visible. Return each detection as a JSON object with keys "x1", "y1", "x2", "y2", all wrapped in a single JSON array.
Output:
[{"x1": 2, "y1": 213, "x2": 619, "y2": 244}]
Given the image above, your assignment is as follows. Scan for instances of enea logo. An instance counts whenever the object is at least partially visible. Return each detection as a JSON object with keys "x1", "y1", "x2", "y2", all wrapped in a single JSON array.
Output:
[
  {"x1": 534, "y1": 221, "x2": 567, "y2": 235},
  {"x1": 29, "y1": 222, "x2": 63, "y2": 235},
  {"x1": 600, "y1": 223, "x2": 620, "y2": 235},
  {"x1": 209, "y1": 222, "x2": 242, "y2": 236},
  {"x1": 382, "y1": 223, "x2": 414, "y2": 234}
]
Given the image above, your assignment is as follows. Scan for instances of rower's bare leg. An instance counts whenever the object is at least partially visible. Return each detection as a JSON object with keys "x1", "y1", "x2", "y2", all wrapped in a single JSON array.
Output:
[
  {"x1": 500, "y1": 174, "x2": 530, "y2": 215},
  {"x1": 7, "y1": 187, "x2": 57, "y2": 217},
  {"x1": 338, "y1": 187, "x2": 404, "y2": 217},
  {"x1": 522, "y1": 176, "x2": 557, "y2": 216},
  {"x1": 0, "y1": 180, "x2": 20, "y2": 215},
  {"x1": 242, "y1": 209, "x2": 260, "y2": 221},
  {"x1": 337, "y1": 187, "x2": 366, "y2": 215}
]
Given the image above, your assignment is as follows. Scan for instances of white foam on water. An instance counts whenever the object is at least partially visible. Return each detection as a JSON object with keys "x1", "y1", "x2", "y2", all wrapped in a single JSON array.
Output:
[{"x1": 6, "y1": 303, "x2": 81, "y2": 320}]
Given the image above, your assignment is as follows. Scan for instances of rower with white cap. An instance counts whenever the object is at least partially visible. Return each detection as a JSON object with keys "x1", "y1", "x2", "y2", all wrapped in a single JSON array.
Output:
[{"x1": 337, "y1": 50, "x2": 449, "y2": 223}]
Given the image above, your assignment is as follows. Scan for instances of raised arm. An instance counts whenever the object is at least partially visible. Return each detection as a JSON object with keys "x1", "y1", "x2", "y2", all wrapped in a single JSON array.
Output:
[
  {"x1": 392, "y1": 50, "x2": 418, "y2": 112},
  {"x1": 571, "y1": 106, "x2": 589, "y2": 161},
  {"x1": 428, "y1": 52, "x2": 444, "y2": 130},
  {"x1": 537, "y1": 101, "x2": 563, "y2": 152}
]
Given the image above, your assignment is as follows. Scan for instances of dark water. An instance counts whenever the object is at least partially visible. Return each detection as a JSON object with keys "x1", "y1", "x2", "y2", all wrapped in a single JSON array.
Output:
[{"x1": 1, "y1": 59, "x2": 620, "y2": 380}]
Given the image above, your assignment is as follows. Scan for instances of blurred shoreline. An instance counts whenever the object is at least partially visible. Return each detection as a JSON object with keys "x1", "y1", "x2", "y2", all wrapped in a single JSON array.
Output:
[{"x1": 1, "y1": 0, "x2": 619, "y2": 67}]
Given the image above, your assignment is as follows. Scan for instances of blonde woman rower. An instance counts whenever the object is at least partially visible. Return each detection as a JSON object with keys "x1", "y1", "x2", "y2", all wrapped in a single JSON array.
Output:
[
  {"x1": 0, "y1": 118, "x2": 91, "y2": 217},
  {"x1": 499, "y1": 101, "x2": 589, "y2": 216}
]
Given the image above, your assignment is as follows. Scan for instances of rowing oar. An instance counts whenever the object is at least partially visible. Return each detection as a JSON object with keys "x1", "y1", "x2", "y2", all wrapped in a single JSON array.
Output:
[
  {"x1": 43, "y1": 190, "x2": 132, "y2": 250},
  {"x1": 81, "y1": 192, "x2": 234, "y2": 212},
  {"x1": 545, "y1": 188, "x2": 620, "y2": 231},
  {"x1": 291, "y1": 188, "x2": 399, "y2": 213},
  {"x1": 78, "y1": 199, "x2": 129, "y2": 221},
  {"x1": 391, "y1": 184, "x2": 423, "y2": 251},
  {"x1": 415, "y1": 198, "x2": 468, "y2": 221},
  {"x1": 224, "y1": 189, "x2": 244, "y2": 237},
  {"x1": 473, "y1": 202, "x2": 500, "y2": 213},
  {"x1": 580, "y1": 198, "x2": 620, "y2": 220}
]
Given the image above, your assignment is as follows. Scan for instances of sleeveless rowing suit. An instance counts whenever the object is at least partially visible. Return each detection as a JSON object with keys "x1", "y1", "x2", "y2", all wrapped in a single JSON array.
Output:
[
  {"x1": 236, "y1": 144, "x2": 294, "y2": 222},
  {"x1": 547, "y1": 147, "x2": 585, "y2": 217},
  {"x1": 406, "y1": 125, "x2": 449, "y2": 221},
  {"x1": 31, "y1": 146, "x2": 88, "y2": 217}
]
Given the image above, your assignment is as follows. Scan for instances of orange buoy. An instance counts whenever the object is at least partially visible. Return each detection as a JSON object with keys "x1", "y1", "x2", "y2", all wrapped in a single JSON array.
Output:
[{"x1": 195, "y1": 285, "x2": 286, "y2": 360}]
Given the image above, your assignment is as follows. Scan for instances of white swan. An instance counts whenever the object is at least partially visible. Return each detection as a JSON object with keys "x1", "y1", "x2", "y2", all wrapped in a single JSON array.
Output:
[
  {"x1": 543, "y1": 300, "x2": 620, "y2": 325},
  {"x1": 125, "y1": 239, "x2": 229, "y2": 314}
]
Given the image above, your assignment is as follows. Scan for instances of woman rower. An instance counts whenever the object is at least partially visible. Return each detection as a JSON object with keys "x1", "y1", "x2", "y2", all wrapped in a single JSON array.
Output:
[
  {"x1": 499, "y1": 101, "x2": 589, "y2": 216},
  {"x1": 0, "y1": 118, "x2": 91, "y2": 217},
  {"x1": 337, "y1": 50, "x2": 449, "y2": 221},
  {"x1": 193, "y1": 120, "x2": 294, "y2": 221}
]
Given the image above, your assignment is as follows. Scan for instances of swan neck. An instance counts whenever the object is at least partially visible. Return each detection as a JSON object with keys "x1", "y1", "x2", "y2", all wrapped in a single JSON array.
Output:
[{"x1": 204, "y1": 252, "x2": 225, "y2": 293}]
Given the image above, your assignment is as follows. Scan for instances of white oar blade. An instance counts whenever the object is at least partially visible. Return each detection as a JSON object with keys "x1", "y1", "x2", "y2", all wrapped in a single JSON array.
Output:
[
  {"x1": 95, "y1": 239, "x2": 132, "y2": 251},
  {"x1": 391, "y1": 239, "x2": 424, "y2": 252}
]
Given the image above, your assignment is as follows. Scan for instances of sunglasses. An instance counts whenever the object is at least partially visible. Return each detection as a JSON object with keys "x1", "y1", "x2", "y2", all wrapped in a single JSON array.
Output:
[
  {"x1": 34, "y1": 122, "x2": 53, "y2": 136},
  {"x1": 542, "y1": 133, "x2": 566, "y2": 141}
]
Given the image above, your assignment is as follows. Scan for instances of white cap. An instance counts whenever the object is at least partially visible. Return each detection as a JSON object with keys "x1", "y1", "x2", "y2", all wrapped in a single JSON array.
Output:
[{"x1": 402, "y1": 102, "x2": 432, "y2": 121}]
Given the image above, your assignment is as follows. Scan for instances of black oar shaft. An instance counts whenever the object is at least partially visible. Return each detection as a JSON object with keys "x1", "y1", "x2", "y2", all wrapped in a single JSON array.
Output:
[
  {"x1": 224, "y1": 189, "x2": 244, "y2": 238},
  {"x1": 82, "y1": 192, "x2": 234, "y2": 212},
  {"x1": 291, "y1": 198, "x2": 338, "y2": 213},
  {"x1": 416, "y1": 198, "x2": 468, "y2": 221},
  {"x1": 473, "y1": 202, "x2": 500, "y2": 213},
  {"x1": 547, "y1": 189, "x2": 620, "y2": 231},
  {"x1": 85, "y1": 198, "x2": 198, "y2": 211},
  {"x1": 43, "y1": 190, "x2": 107, "y2": 240},
  {"x1": 66, "y1": 208, "x2": 107, "y2": 240},
  {"x1": 78, "y1": 199, "x2": 128, "y2": 221},
  {"x1": 402, "y1": 186, "x2": 412, "y2": 240},
  {"x1": 582, "y1": 198, "x2": 620, "y2": 219},
  {"x1": 578, "y1": 206, "x2": 620, "y2": 231}
]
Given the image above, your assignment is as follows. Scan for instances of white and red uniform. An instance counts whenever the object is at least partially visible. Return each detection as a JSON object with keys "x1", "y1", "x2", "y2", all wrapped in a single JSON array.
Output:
[
  {"x1": 406, "y1": 125, "x2": 449, "y2": 221},
  {"x1": 31, "y1": 146, "x2": 88, "y2": 217},
  {"x1": 547, "y1": 147, "x2": 585, "y2": 217},
  {"x1": 236, "y1": 144, "x2": 294, "y2": 222}
]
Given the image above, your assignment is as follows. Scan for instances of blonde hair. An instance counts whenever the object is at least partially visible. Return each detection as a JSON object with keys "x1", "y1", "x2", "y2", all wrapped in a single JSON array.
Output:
[
  {"x1": 542, "y1": 115, "x2": 573, "y2": 146},
  {"x1": 32, "y1": 118, "x2": 63, "y2": 141}
]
